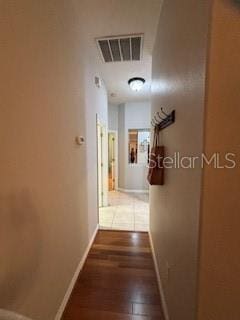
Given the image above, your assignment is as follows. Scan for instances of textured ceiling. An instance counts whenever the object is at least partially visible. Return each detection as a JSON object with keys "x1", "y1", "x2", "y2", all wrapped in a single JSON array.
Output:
[{"x1": 79, "y1": 0, "x2": 162, "y2": 104}]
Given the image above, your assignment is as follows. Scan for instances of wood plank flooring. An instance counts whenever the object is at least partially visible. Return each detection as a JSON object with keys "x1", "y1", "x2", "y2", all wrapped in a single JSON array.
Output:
[{"x1": 62, "y1": 230, "x2": 164, "y2": 320}]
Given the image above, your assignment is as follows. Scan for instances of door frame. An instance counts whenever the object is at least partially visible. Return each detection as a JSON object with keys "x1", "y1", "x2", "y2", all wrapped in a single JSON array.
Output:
[
  {"x1": 96, "y1": 115, "x2": 108, "y2": 208},
  {"x1": 108, "y1": 130, "x2": 118, "y2": 191}
]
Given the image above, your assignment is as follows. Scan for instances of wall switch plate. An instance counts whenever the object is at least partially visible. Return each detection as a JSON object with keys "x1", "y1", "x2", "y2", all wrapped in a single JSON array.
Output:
[{"x1": 95, "y1": 76, "x2": 102, "y2": 88}]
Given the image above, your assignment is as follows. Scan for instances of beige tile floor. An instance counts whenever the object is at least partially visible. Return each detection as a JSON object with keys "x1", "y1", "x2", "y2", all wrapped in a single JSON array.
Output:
[{"x1": 99, "y1": 191, "x2": 149, "y2": 231}]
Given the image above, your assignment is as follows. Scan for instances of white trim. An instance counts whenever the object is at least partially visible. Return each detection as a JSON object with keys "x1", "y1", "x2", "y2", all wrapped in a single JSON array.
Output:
[
  {"x1": 117, "y1": 187, "x2": 149, "y2": 194},
  {"x1": 108, "y1": 130, "x2": 118, "y2": 191},
  {"x1": 55, "y1": 225, "x2": 99, "y2": 320},
  {"x1": 148, "y1": 230, "x2": 169, "y2": 320},
  {"x1": 97, "y1": 116, "x2": 108, "y2": 207},
  {"x1": 0, "y1": 309, "x2": 32, "y2": 320}
]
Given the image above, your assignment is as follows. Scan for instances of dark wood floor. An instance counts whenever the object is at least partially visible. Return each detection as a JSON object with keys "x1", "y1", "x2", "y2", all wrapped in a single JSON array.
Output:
[{"x1": 62, "y1": 230, "x2": 164, "y2": 320}]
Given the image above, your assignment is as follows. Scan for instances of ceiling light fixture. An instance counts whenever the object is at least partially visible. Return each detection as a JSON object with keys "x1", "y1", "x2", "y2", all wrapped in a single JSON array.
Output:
[{"x1": 128, "y1": 77, "x2": 145, "y2": 92}]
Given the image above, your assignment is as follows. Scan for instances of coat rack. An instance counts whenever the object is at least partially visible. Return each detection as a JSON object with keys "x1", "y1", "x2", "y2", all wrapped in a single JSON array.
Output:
[{"x1": 151, "y1": 107, "x2": 175, "y2": 131}]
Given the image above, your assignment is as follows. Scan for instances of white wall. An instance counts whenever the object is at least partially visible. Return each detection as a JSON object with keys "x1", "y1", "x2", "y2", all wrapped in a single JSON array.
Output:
[
  {"x1": 118, "y1": 104, "x2": 126, "y2": 190},
  {"x1": 85, "y1": 67, "x2": 108, "y2": 229},
  {"x1": 197, "y1": 2, "x2": 240, "y2": 319},
  {"x1": 108, "y1": 104, "x2": 118, "y2": 131},
  {"x1": 118, "y1": 101, "x2": 150, "y2": 191},
  {"x1": 150, "y1": 1, "x2": 210, "y2": 320},
  {"x1": 0, "y1": 1, "x2": 107, "y2": 320}
]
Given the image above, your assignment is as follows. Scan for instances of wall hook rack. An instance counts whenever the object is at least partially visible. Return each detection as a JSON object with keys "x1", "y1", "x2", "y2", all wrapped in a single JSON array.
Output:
[
  {"x1": 151, "y1": 118, "x2": 159, "y2": 126},
  {"x1": 157, "y1": 112, "x2": 165, "y2": 121},
  {"x1": 151, "y1": 108, "x2": 175, "y2": 131}
]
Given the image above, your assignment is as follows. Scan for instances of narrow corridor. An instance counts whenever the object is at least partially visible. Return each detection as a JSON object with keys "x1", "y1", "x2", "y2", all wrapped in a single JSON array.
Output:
[{"x1": 62, "y1": 231, "x2": 163, "y2": 320}]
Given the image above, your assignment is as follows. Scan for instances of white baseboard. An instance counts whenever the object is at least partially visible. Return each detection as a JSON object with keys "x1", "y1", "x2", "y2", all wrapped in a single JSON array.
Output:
[
  {"x1": 148, "y1": 230, "x2": 169, "y2": 320},
  {"x1": 55, "y1": 224, "x2": 99, "y2": 320},
  {"x1": 117, "y1": 187, "x2": 149, "y2": 194}
]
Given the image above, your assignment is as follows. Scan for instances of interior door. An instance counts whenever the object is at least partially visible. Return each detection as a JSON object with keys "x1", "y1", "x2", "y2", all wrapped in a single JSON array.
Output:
[
  {"x1": 97, "y1": 120, "x2": 108, "y2": 207},
  {"x1": 97, "y1": 123, "x2": 103, "y2": 207},
  {"x1": 108, "y1": 133, "x2": 116, "y2": 191}
]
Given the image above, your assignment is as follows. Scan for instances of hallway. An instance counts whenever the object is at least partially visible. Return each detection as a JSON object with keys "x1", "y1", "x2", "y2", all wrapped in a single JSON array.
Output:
[
  {"x1": 1, "y1": 1, "x2": 239, "y2": 320},
  {"x1": 62, "y1": 231, "x2": 163, "y2": 320},
  {"x1": 99, "y1": 191, "x2": 149, "y2": 231}
]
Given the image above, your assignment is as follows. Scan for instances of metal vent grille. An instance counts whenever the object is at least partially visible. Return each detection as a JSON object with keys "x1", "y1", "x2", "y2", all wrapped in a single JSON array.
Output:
[{"x1": 97, "y1": 35, "x2": 143, "y2": 63}]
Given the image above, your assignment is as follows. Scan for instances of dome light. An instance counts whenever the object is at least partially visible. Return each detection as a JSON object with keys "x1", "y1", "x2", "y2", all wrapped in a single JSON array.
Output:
[{"x1": 128, "y1": 77, "x2": 145, "y2": 92}]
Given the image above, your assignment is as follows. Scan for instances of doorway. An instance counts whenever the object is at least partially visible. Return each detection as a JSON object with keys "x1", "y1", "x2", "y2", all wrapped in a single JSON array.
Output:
[
  {"x1": 99, "y1": 125, "x2": 149, "y2": 231},
  {"x1": 97, "y1": 118, "x2": 108, "y2": 208},
  {"x1": 98, "y1": 103, "x2": 151, "y2": 232},
  {"x1": 108, "y1": 131, "x2": 118, "y2": 191}
]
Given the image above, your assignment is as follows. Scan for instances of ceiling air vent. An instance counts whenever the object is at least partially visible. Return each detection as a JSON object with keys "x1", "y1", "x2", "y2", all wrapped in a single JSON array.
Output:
[{"x1": 97, "y1": 34, "x2": 143, "y2": 63}]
